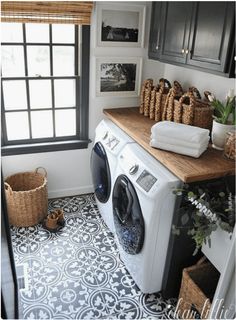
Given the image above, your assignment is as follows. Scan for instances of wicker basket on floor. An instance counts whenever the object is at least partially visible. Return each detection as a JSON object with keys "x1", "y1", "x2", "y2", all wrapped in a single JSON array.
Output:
[
  {"x1": 4, "y1": 167, "x2": 48, "y2": 227},
  {"x1": 177, "y1": 257, "x2": 220, "y2": 319}
]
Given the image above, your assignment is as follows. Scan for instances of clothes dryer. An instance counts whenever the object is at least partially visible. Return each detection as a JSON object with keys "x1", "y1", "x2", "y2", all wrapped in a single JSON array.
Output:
[
  {"x1": 91, "y1": 119, "x2": 134, "y2": 232},
  {"x1": 112, "y1": 143, "x2": 181, "y2": 293}
]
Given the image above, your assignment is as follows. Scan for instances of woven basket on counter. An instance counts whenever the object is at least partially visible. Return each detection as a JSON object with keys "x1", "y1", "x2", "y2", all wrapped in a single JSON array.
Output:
[
  {"x1": 144, "y1": 85, "x2": 153, "y2": 117},
  {"x1": 140, "y1": 79, "x2": 153, "y2": 115},
  {"x1": 174, "y1": 88, "x2": 213, "y2": 130},
  {"x1": 177, "y1": 257, "x2": 220, "y2": 319},
  {"x1": 149, "y1": 85, "x2": 160, "y2": 120},
  {"x1": 162, "y1": 80, "x2": 183, "y2": 121},
  {"x1": 154, "y1": 78, "x2": 171, "y2": 122},
  {"x1": 4, "y1": 167, "x2": 48, "y2": 227}
]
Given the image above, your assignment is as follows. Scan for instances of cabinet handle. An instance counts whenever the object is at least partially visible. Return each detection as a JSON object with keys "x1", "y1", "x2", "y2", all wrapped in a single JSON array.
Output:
[
  {"x1": 185, "y1": 49, "x2": 189, "y2": 54},
  {"x1": 181, "y1": 49, "x2": 185, "y2": 54}
]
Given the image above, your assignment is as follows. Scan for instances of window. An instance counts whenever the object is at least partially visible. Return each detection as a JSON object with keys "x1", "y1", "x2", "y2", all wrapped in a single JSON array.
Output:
[{"x1": 1, "y1": 23, "x2": 90, "y2": 156}]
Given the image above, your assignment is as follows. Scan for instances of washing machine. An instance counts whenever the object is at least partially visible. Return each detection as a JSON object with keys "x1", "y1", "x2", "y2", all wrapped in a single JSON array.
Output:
[
  {"x1": 90, "y1": 119, "x2": 135, "y2": 232},
  {"x1": 112, "y1": 143, "x2": 181, "y2": 293}
]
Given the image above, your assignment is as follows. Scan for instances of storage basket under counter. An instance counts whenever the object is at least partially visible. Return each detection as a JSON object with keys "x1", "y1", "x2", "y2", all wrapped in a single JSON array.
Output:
[
  {"x1": 4, "y1": 167, "x2": 48, "y2": 227},
  {"x1": 176, "y1": 257, "x2": 220, "y2": 320}
]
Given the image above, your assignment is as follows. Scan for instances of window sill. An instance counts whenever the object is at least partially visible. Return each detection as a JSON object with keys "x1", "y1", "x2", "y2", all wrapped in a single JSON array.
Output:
[{"x1": 1, "y1": 139, "x2": 91, "y2": 156}]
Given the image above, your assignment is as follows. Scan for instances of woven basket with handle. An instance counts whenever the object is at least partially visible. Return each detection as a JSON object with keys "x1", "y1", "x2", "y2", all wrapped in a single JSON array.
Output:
[
  {"x1": 175, "y1": 88, "x2": 214, "y2": 129},
  {"x1": 144, "y1": 85, "x2": 153, "y2": 117},
  {"x1": 149, "y1": 85, "x2": 160, "y2": 120},
  {"x1": 177, "y1": 257, "x2": 220, "y2": 319},
  {"x1": 140, "y1": 79, "x2": 153, "y2": 115},
  {"x1": 162, "y1": 80, "x2": 183, "y2": 121},
  {"x1": 154, "y1": 78, "x2": 171, "y2": 122},
  {"x1": 191, "y1": 88, "x2": 214, "y2": 130},
  {"x1": 4, "y1": 167, "x2": 48, "y2": 227}
]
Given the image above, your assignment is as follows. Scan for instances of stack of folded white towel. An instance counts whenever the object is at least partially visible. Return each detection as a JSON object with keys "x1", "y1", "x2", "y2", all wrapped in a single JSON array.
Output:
[{"x1": 150, "y1": 121, "x2": 210, "y2": 158}]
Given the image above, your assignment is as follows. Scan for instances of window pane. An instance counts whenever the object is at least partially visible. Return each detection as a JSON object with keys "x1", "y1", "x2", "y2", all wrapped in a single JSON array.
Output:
[
  {"x1": 54, "y1": 79, "x2": 76, "y2": 108},
  {"x1": 1, "y1": 23, "x2": 23, "y2": 42},
  {"x1": 55, "y1": 109, "x2": 76, "y2": 136},
  {"x1": 31, "y1": 111, "x2": 53, "y2": 138},
  {"x1": 6, "y1": 112, "x2": 29, "y2": 140},
  {"x1": 52, "y1": 24, "x2": 75, "y2": 43},
  {"x1": 2, "y1": 46, "x2": 25, "y2": 76},
  {"x1": 27, "y1": 46, "x2": 50, "y2": 76},
  {"x1": 53, "y1": 46, "x2": 74, "y2": 75},
  {"x1": 26, "y1": 23, "x2": 49, "y2": 43},
  {"x1": 29, "y1": 80, "x2": 52, "y2": 109},
  {"x1": 3, "y1": 81, "x2": 27, "y2": 110}
]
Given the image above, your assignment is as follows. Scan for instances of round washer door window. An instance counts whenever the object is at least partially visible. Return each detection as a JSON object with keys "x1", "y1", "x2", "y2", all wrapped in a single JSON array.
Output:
[
  {"x1": 113, "y1": 174, "x2": 145, "y2": 255},
  {"x1": 90, "y1": 142, "x2": 111, "y2": 203}
]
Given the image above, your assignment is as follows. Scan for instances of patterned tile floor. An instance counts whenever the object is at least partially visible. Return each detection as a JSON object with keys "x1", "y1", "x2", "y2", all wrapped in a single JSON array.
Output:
[{"x1": 11, "y1": 194, "x2": 177, "y2": 319}]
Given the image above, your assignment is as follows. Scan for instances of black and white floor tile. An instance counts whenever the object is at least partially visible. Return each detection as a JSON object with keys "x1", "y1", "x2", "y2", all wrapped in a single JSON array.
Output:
[{"x1": 11, "y1": 194, "x2": 177, "y2": 319}]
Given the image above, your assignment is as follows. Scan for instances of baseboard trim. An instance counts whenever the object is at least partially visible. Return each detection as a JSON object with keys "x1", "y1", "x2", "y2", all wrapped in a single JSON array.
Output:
[{"x1": 48, "y1": 185, "x2": 94, "y2": 199}]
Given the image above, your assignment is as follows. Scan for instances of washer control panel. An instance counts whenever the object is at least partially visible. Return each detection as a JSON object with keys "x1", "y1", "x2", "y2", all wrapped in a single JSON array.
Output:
[
  {"x1": 102, "y1": 131, "x2": 109, "y2": 140},
  {"x1": 129, "y1": 164, "x2": 139, "y2": 175},
  {"x1": 136, "y1": 170, "x2": 157, "y2": 192},
  {"x1": 104, "y1": 131, "x2": 120, "y2": 150}
]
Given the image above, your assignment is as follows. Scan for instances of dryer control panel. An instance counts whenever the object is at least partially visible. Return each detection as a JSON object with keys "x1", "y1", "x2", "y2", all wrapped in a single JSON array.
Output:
[{"x1": 136, "y1": 170, "x2": 157, "y2": 192}]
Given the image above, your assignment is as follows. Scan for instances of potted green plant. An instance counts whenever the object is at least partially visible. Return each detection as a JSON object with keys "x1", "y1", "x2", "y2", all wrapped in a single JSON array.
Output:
[
  {"x1": 207, "y1": 90, "x2": 235, "y2": 150},
  {"x1": 172, "y1": 180, "x2": 235, "y2": 258}
]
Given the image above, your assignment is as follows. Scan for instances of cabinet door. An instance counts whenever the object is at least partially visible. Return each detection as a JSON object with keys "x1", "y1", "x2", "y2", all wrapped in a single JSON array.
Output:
[
  {"x1": 148, "y1": 2, "x2": 163, "y2": 60},
  {"x1": 160, "y1": 2, "x2": 193, "y2": 64},
  {"x1": 187, "y1": 2, "x2": 235, "y2": 73}
]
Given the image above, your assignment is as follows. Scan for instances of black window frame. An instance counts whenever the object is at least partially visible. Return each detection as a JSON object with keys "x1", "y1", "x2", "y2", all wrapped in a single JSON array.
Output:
[{"x1": 1, "y1": 24, "x2": 90, "y2": 156}]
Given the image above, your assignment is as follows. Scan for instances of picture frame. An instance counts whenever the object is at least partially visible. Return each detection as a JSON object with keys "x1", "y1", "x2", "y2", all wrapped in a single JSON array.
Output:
[
  {"x1": 96, "y1": 57, "x2": 142, "y2": 97},
  {"x1": 96, "y1": 4, "x2": 146, "y2": 48}
]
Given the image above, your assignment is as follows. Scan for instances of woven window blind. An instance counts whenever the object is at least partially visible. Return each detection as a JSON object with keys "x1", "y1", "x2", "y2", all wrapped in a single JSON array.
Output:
[{"x1": 1, "y1": 1, "x2": 93, "y2": 25}]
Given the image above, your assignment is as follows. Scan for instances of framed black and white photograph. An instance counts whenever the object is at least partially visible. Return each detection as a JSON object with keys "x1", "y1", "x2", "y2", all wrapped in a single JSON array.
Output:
[
  {"x1": 96, "y1": 4, "x2": 146, "y2": 47},
  {"x1": 96, "y1": 58, "x2": 142, "y2": 97}
]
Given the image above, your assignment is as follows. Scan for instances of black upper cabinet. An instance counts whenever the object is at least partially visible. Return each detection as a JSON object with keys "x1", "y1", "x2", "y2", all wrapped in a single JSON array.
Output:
[
  {"x1": 187, "y1": 2, "x2": 235, "y2": 74},
  {"x1": 160, "y1": 2, "x2": 193, "y2": 64},
  {"x1": 148, "y1": 2, "x2": 235, "y2": 77},
  {"x1": 148, "y1": 2, "x2": 163, "y2": 59}
]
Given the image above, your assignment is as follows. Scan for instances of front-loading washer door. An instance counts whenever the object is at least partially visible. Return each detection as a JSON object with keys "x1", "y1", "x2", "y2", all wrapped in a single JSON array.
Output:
[
  {"x1": 113, "y1": 174, "x2": 145, "y2": 255},
  {"x1": 91, "y1": 142, "x2": 111, "y2": 203}
]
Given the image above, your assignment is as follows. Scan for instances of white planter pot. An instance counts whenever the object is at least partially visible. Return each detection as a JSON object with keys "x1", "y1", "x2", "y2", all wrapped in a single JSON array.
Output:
[
  {"x1": 211, "y1": 120, "x2": 235, "y2": 150},
  {"x1": 202, "y1": 227, "x2": 233, "y2": 273}
]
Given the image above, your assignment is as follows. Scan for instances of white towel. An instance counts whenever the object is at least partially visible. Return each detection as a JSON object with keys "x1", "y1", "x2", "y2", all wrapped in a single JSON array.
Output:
[
  {"x1": 150, "y1": 139, "x2": 208, "y2": 158},
  {"x1": 151, "y1": 121, "x2": 210, "y2": 144},
  {"x1": 150, "y1": 134, "x2": 210, "y2": 149}
]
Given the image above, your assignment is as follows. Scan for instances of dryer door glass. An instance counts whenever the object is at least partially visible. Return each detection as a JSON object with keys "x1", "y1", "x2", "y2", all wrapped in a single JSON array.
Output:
[
  {"x1": 91, "y1": 142, "x2": 111, "y2": 203},
  {"x1": 113, "y1": 174, "x2": 145, "y2": 255}
]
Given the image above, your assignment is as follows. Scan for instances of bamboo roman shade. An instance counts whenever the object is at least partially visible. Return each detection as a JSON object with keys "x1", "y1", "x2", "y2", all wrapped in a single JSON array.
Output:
[{"x1": 1, "y1": 1, "x2": 93, "y2": 25}]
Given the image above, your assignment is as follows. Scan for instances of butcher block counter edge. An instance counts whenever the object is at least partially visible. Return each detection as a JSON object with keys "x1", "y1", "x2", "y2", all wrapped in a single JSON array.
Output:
[{"x1": 103, "y1": 107, "x2": 235, "y2": 183}]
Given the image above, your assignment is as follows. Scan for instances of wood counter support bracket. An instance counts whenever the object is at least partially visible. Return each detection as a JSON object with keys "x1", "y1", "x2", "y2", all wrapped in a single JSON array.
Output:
[{"x1": 103, "y1": 107, "x2": 235, "y2": 183}]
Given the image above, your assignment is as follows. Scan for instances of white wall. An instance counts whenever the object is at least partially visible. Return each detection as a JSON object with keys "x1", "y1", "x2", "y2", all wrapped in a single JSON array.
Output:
[{"x1": 1, "y1": 1, "x2": 234, "y2": 198}]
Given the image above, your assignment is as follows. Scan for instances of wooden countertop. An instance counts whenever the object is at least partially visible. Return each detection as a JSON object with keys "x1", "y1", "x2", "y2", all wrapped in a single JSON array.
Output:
[{"x1": 104, "y1": 107, "x2": 235, "y2": 183}]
